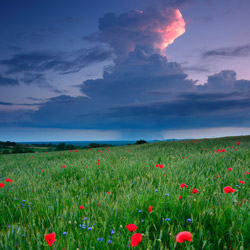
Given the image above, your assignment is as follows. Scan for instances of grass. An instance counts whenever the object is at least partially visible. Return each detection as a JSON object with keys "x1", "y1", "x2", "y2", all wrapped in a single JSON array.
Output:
[{"x1": 0, "y1": 136, "x2": 250, "y2": 249}]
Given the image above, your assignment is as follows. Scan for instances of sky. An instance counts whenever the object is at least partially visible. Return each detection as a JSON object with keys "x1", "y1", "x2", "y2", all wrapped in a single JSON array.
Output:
[{"x1": 1, "y1": 0, "x2": 250, "y2": 141}]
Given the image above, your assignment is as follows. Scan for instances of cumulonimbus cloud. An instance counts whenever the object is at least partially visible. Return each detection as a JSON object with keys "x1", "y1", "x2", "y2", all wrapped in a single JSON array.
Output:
[{"x1": 84, "y1": 6, "x2": 185, "y2": 59}]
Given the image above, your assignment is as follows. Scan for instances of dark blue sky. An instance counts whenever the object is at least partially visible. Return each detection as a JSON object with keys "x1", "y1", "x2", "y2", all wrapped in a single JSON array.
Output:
[{"x1": 1, "y1": 0, "x2": 250, "y2": 141}]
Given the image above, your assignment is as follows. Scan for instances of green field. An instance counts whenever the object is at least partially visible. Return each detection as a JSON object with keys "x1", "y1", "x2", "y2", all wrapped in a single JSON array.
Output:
[{"x1": 0, "y1": 136, "x2": 250, "y2": 249}]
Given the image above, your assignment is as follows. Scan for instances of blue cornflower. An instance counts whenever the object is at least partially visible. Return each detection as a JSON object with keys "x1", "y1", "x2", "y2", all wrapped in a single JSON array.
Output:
[
  {"x1": 165, "y1": 218, "x2": 170, "y2": 221},
  {"x1": 188, "y1": 219, "x2": 192, "y2": 222},
  {"x1": 8, "y1": 225, "x2": 11, "y2": 228},
  {"x1": 236, "y1": 185, "x2": 239, "y2": 187},
  {"x1": 88, "y1": 227, "x2": 92, "y2": 230},
  {"x1": 141, "y1": 219, "x2": 144, "y2": 222},
  {"x1": 138, "y1": 210, "x2": 142, "y2": 213},
  {"x1": 63, "y1": 232, "x2": 67, "y2": 235},
  {"x1": 108, "y1": 239, "x2": 112, "y2": 244},
  {"x1": 111, "y1": 229, "x2": 115, "y2": 234},
  {"x1": 84, "y1": 217, "x2": 88, "y2": 220},
  {"x1": 97, "y1": 238, "x2": 103, "y2": 242},
  {"x1": 165, "y1": 193, "x2": 169, "y2": 196},
  {"x1": 22, "y1": 234, "x2": 25, "y2": 237}
]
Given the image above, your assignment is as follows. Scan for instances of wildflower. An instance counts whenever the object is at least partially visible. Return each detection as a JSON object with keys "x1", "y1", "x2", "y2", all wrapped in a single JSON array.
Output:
[
  {"x1": 108, "y1": 239, "x2": 112, "y2": 244},
  {"x1": 62, "y1": 165, "x2": 66, "y2": 168},
  {"x1": 188, "y1": 219, "x2": 192, "y2": 222},
  {"x1": 79, "y1": 206, "x2": 84, "y2": 209},
  {"x1": 180, "y1": 183, "x2": 187, "y2": 188},
  {"x1": 228, "y1": 168, "x2": 233, "y2": 171},
  {"x1": 97, "y1": 238, "x2": 103, "y2": 242},
  {"x1": 176, "y1": 231, "x2": 193, "y2": 243},
  {"x1": 88, "y1": 227, "x2": 92, "y2": 230},
  {"x1": 179, "y1": 196, "x2": 182, "y2": 199},
  {"x1": 126, "y1": 224, "x2": 137, "y2": 232},
  {"x1": 155, "y1": 189, "x2": 158, "y2": 192},
  {"x1": 237, "y1": 142, "x2": 240, "y2": 145},
  {"x1": 131, "y1": 233, "x2": 142, "y2": 247},
  {"x1": 138, "y1": 210, "x2": 142, "y2": 213},
  {"x1": 141, "y1": 219, "x2": 144, "y2": 222},
  {"x1": 240, "y1": 181, "x2": 245, "y2": 184},
  {"x1": 42, "y1": 170, "x2": 44, "y2": 172},
  {"x1": 111, "y1": 229, "x2": 115, "y2": 234},
  {"x1": 0, "y1": 183, "x2": 5, "y2": 188},
  {"x1": 44, "y1": 232, "x2": 56, "y2": 246},
  {"x1": 5, "y1": 178, "x2": 12, "y2": 182},
  {"x1": 216, "y1": 175, "x2": 220, "y2": 177},
  {"x1": 165, "y1": 218, "x2": 170, "y2": 221},
  {"x1": 192, "y1": 188, "x2": 198, "y2": 194},
  {"x1": 224, "y1": 186, "x2": 235, "y2": 193},
  {"x1": 148, "y1": 205, "x2": 153, "y2": 213},
  {"x1": 63, "y1": 232, "x2": 67, "y2": 235}
]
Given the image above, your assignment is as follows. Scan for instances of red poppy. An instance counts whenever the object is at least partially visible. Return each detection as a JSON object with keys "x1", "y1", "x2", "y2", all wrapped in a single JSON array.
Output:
[
  {"x1": 181, "y1": 157, "x2": 184, "y2": 159},
  {"x1": 131, "y1": 233, "x2": 142, "y2": 247},
  {"x1": 216, "y1": 175, "x2": 220, "y2": 177},
  {"x1": 126, "y1": 224, "x2": 137, "y2": 232},
  {"x1": 176, "y1": 231, "x2": 193, "y2": 243},
  {"x1": 42, "y1": 170, "x2": 44, "y2": 172},
  {"x1": 74, "y1": 150, "x2": 78, "y2": 152},
  {"x1": 237, "y1": 142, "x2": 240, "y2": 145},
  {"x1": 158, "y1": 164, "x2": 164, "y2": 169},
  {"x1": 70, "y1": 150, "x2": 72, "y2": 152},
  {"x1": 107, "y1": 192, "x2": 111, "y2": 194},
  {"x1": 228, "y1": 167, "x2": 232, "y2": 171},
  {"x1": 155, "y1": 164, "x2": 159, "y2": 168},
  {"x1": 203, "y1": 149, "x2": 205, "y2": 151},
  {"x1": 179, "y1": 195, "x2": 182, "y2": 199},
  {"x1": 232, "y1": 146, "x2": 234, "y2": 148},
  {"x1": 86, "y1": 166, "x2": 88, "y2": 168},
  {"x1": 148, "y1": 205, "x2": 153, "y2": 213},
  {"x1": 62, "y1": 165, "x2": 66, "y2": 168},
  {"x1": 79, "y1": 205, "x2": 84, "y2": 209},
  {"x1": 97, "y1": 203, "x2": 101, "y2": 206},
  {"x1": 221, "y1": 149, "x2": 225, "y2": 152},
  {"x1": 0, "y1": 183, "x2": 5, "y2": 188},
  {"x1": 180, "y1": 183, "x2": 187, "y2": 188},
  {"x1": 90, "y1": 148, "x2": 92, "y2": 151},
  {"x1": 240, "y1": 181, "x2": 245, "y2": 184},
  {"x1": 5, "y1": 178, "x2": 12, "y2": 182},
  {"x1": 97, "y1": 162, "x2": 100, "y2": 165},
  {"x1": 44, "y1": 232, "x2": 56, "y2": 246},
  {"x1": 163, "y1": 174, "x2": 165, "y2": 177},
  {"x1": 217, "y1": 149, "x2": 221, "y2": 152},
  {"x1": 192, "y1": 188, "x2": 198, "y2": 194},
  {"x1": 224, "y1": 186, "x2": 235, "y2": 193},
  {"x1": 97, "y1": 159, "x2": 100, "y2": 161}
]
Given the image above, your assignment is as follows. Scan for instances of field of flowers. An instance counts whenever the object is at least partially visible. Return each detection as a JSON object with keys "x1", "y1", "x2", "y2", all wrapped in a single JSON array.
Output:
[{"x1": 0, "y1": 136, "x2": 250, "y2": 250}]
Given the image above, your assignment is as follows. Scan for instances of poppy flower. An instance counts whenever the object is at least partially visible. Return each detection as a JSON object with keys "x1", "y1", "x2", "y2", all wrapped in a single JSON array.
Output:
[
  {"x1": 107, "y1": 192, "x2": 111, "y2": 194},
  {"x1": 180, "y1": 183, "x2": 187, "y2": 188},
  {"x1": 240, "y1": 181, "x2": 245, "y2": 184},
  {"x1": 181, "y1": 157, "x2": 184, "y2": 159},
  {"x1": 158, "y1": 164, "x2": 164, "y2": 169},
  {"x1": 179, "y1": 195, "x2": 182, "y2": 199},
  {"x1": 237, "y1": 142, "x2": 240, "y2": 145},
  {"x1": 148, "y1": 205, "x2": 153, "y2": 213},
  {"x1": 86, "y1": 166, "x2": 88, "y2": 168},
  {"x1": 192, "y1": 188, "x2": 198, "y2": 194},
  {"x1": 5, "y1": 178, "x2": 12, "y2": 182},
  {"x1": 155, "y1": 164, "x2": 159, "y2": 168},
  {"x1": 62, "y1": 165, "x2": 66, "y2": 168},
  {"x1": 97, "y1": 162, "x2": 100, "y2": 165},
  {"x1": 97, "y1": 203, "x2": 101, "y2": 206},
  {"x1": 176, "y1": 231, "x2": 193, "y2": 243},
  {"x1": 203, "y1": 149, "x2": 205, "y2": 151},
  {"x1": 44, "y1": 232, "x2": 56, "y2": 246},
  {"x1": 90, "y1": 148, "x2": 92, "y2": 151},
  {"x1": 0, "y1": 183, "x2": 5, "y2": 188},
  {"x1": 42, "y1": 170, "x2": 44, "y2": 172},
  {"x1": 131, "y1": 233, "x2": 142, "y2": 247},
  {"x1": 221, "y1": 149, "x2": 225, "y2": 152},
  {"x1": 224, "y1": 186, "x2": 235, "y2": 193},
  {"x1": 216, "y1": 175, "x2": 220, "y2": 177},
  {"x1": 126, "y1": 224, "x2": 137, "y2": 232},
  {"x1": 97, "y1": 159, "x2": 100, "y2": 161},
  {"x1": 228, "y1": 168, "x2": 232, "y2": 171},
  {"x1": 79, "y1": 205, "x2": 84, "y2": 209},
  {"x1": 74, "y1": 150, "x2": 78, "y2": 152},
  {"x1": 163, "y1": 174, "x2": 165, "y2": 177}
]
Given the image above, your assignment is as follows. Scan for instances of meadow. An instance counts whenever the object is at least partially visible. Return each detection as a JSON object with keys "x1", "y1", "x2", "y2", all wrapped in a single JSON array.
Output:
[{"x1": 0, "y1": 136, "x2": 250, "y2": 250}]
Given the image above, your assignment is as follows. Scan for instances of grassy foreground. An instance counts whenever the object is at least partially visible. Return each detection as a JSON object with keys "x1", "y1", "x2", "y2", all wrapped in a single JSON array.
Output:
[{"x1": 0, "y1": 136, "x2": 250, "y2": 250}]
